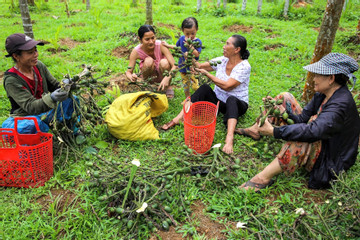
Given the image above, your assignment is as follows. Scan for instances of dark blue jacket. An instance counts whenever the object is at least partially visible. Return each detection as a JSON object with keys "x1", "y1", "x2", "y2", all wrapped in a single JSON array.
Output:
[{"x1": 274, "y1": 86, "x2": 360, "y2": 189}]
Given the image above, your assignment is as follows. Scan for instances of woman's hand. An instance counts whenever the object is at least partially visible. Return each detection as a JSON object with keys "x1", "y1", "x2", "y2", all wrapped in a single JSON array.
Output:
[
  {"x1": 126, "y1": 72, "x2": 138, "y2": 82},
  {"x1": 158, "y1": 76, "x2": 170, "y2": 91},
  {"x1": 258, "y1": 118, "x2": 274, "y2": 136},
  {"x1": 194, "y1": 68, "x2": 208, "y2": 76}
]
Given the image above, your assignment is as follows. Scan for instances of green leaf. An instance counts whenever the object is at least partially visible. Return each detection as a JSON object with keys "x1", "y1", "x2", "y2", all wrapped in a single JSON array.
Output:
[
  {"x1": 95, "y1": 140, "x2": 109, "y2": 149},
  {"x1": 75, "y1": 135, "x2": 86, "y2": 145},
  {"x1": 84, "y1": 146, "x2": 97, "y2": 155}
]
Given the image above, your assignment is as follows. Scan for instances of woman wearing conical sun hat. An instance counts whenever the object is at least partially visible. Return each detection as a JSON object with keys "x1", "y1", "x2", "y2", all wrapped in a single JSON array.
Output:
[{"x1": 237, "y1": 53, "x2": 359, "y2": 191}]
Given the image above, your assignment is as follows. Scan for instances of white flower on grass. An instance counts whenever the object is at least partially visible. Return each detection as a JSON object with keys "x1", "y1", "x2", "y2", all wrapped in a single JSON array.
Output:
[
  {"x1": 136, "y1": 202, "x2": 148, "y2": 213},
  {"x1": 131, "y1": 159, "x2": 140, "y2": 167},
  {"x1": 338, "y1": 202, "x2": 342, "y2": 206},
  {"x1": 295, "y1": 208, "x2": 305, "y2": 215},
  {"x1": 212, "y1": 143, "x2": 222, "y2": 148},
  {"x1": 325, "y1": 200, "x2": 330, "y2": 204},
  {"x1": 236, "y1": 222, "x2": 247, "y2": 229}
]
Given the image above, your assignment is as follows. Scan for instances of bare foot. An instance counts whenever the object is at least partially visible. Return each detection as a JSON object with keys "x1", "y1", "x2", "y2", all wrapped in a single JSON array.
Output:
[
  {"x1": 222, "y1": 135, "x2": 234, "y2": 154},
  {"x1": 234, "y1": 127, "x2": 261, "y2": 141}
]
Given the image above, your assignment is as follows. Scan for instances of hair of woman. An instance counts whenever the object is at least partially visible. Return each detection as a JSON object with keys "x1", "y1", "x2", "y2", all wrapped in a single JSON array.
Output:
[
  {"x1": 138, "y1": 25, "x2": 156, "y2": 40},
  {"x1": 231, "y1": 34, "x2": 250, "y2": 60}
]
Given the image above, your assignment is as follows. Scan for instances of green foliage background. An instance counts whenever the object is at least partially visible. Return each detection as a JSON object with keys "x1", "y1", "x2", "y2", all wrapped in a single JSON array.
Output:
[{"x1": 0, "y1": 0, "x2": 359, "y2": 239}]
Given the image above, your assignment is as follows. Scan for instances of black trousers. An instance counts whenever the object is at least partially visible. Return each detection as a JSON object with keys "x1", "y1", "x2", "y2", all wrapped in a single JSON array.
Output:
[{"x1": 190, "y1": 84, "x2": 248, "y2": 125}]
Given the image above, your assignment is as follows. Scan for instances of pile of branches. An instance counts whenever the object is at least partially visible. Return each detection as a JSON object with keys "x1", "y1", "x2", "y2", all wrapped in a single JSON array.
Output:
[
  {"x1": 86, "y1": 144, "x2": 240, "y2": 237},
  {"x1": 50, "y1": 65, "x2": 112, "y2": 154}
]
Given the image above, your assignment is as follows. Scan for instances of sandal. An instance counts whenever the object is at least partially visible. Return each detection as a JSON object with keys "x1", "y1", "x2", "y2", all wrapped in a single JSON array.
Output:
[
  {"x1": 161, "y1": 120, "x2": 178, "y2": 131},
  {"x1": 243, "y1": 179, "x2": 275, "y2": 193},
  {"x1": 234, "y1": 128, "x2": 261, "y2": 141},
  {"x1": 165, "y1": 88, "x2": 174, "y2": 99}
]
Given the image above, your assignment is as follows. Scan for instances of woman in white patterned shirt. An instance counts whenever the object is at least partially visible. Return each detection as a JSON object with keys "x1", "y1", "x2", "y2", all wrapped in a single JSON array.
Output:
[{"x1": 161, "y1": 35, "x2": 251, "y2": 154}]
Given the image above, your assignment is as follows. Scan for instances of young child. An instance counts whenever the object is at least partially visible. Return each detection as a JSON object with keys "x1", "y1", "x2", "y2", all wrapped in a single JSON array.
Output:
[{"x1": 164, "y1": 17, "x2": 202, "y2": 98}]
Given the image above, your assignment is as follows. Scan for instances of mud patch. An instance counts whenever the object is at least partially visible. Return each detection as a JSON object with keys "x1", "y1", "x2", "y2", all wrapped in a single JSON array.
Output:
[
  {"x1": 153, "y1": 200, "x2": 230, "y2": 240},
  {"x1": 118, "y1": 31, "x2": 138, "y2": 45},
  {"x1": 223, "y1": 24, "x2": 253, "y2": 33},
  {"x1": 266, "y1": 34, "x2": 280, "y2": 39},
  {"x1": 112, "y1": 46, "x2": 131, "y2": 58},
  {"x1": 65, "y1": 22, "x2": 86, "y2": 28},
  {"x1": 59, "y1": 38, "x2": 83, "y2": 49},
  {"x1": 36, "y1": 188, "x2": 80, "y2": 212},
  {"x1": 47, "y1": 47, "x2": 68, "y2": 53},
  {"x1": 12, "y1": 20, "x2": 36, "y2": 25},
  {"x1": 348, "y1": 50, "x2": 360, "y2": 61},
  {"x1": 345, "y1": 35, "x2": 360, "y2": 45},
  {"x1": 264, "y1": 43, "x2": 286, "y2": 51},
  {"x1": 157, "y1": 22, "x2": 178, "y2": 31}
]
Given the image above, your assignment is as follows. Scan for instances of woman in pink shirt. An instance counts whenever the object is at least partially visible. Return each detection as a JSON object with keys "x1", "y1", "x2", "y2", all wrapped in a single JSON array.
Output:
[{"x1": 126, "y1": 25, "x2": 176, "y2": 98}]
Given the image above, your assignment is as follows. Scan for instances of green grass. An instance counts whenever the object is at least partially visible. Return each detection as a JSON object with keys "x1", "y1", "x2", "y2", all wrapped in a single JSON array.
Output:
[{"x1": 1, "y1": 0, "x2": 360, "y2": 239}]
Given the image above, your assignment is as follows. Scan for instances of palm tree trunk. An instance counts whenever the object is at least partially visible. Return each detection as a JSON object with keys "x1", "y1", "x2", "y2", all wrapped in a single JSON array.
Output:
[
  {"x1": 86, "y1": 0, "x2": 90, "y2": 10},
  {"x1": 284, "y1": 0, "x2": 289, "y2": 18},
  {"x1": 197, "y1": 0, "x2": 201, "y2": 12},
  {"x1": 19, "y1": 0, "x2": 34, "y2": 38},
  {"x1": 302, "y1": 0, "x2": 345, "y2": 102},
  {"x1": 257, "y1": 0, "x2": 262, "y2": 14},
  {"x1": 145, "y1": 0, "x2": 153, "y2": 25},
  {"x1": 241, "y1": 0, "x2": 247, "y2": 11}
]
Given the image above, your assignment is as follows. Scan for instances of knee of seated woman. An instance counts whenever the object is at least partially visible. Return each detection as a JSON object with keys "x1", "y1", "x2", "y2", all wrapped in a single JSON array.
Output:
[
  {"x1": 159, "y1": 58, "x2": 170, "y2": 70},
  {"x1": 143, "y1": 57, "x2": 155, "y2": 68}
]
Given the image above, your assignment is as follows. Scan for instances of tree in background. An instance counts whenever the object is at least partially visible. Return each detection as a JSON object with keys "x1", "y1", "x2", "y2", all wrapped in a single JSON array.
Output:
[
  {"x1": 257, "y1": 0, "x2": 262, "y2": 14},
  {"x1": 146, "y1": 0, "x2": 153, "y2": 25},
  {"x1": 302, "y1": 0, "x2": 345, "y2": 102},
  {"x1": 86, "y1": 0, "x2": 90, "y2": 10},
  {"x1": 197, "y1": 0, "x2": 201, "y2": 12},
  {"x1": 19, "y1": 0, "x2": 34, "y2": 38},
  {"x1": 284, "y1": 0, "x2": 290, "y2": 18},
  {"x1": 131, "y1": 0, "x2": 137, "y2": 7},
  {"x1": 241, "y1": 0, "x2": 247, "y2": 12}
]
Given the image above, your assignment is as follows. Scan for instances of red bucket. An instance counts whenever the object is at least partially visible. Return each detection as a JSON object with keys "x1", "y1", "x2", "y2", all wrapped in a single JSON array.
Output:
[
  {"x1": 0, "y1": 117, "x2": 53, "y2": 188},
  {"x1": 183, "y1": 99, "x2": 219, "y2": 154}
]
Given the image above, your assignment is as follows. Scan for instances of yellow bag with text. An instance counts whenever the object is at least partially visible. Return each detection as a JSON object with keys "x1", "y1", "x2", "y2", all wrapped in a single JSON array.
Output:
[{"x1": 105, "y1": 91, "x2": 168, "y2": 141}]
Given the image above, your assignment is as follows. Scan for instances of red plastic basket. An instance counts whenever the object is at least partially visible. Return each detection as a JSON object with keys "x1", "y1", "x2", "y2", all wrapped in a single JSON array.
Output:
[
  {"x1": 0, "y1": 117, "x2": 53, "y2": 188},
  {"x1": 183, "y1": 99, "x2": 219, "y2": 154}
]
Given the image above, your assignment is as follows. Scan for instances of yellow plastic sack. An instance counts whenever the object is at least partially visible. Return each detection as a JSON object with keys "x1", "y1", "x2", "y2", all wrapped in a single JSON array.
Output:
[{"x1": 105, "y1": 91, "x2": 168, "y2": 141}]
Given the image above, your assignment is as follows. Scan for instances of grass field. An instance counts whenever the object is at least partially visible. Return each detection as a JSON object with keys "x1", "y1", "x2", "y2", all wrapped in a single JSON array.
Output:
[{"x1": 0, "y1": 0, "x2": 359, "y2": 239}]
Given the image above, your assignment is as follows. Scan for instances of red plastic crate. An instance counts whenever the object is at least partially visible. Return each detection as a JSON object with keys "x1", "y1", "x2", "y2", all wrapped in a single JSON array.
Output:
[
  {"x1": 0, "y1": 117, "x2": 53, "y2": 188},
  {"x1": 183, "y1": 99, "x2": 219, "y2": 154}
]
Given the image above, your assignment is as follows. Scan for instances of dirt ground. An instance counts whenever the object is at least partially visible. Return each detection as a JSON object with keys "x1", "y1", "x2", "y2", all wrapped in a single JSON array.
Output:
[
  {"x1": 152, "y1": 200, "x2": 234, "y2": 240},
  {"x1": 223, "y1": 24, "x2": 253, "y2": 33}
]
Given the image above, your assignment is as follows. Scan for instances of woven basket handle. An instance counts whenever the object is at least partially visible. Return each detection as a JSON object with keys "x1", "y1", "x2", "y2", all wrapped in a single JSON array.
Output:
[{"x1": 14, "y1": 117, "x2": 41, "y2": 134}]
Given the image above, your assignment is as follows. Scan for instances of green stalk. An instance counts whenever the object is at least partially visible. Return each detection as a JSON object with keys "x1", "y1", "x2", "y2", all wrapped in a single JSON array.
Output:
[{"x1": 122, "y1": 163, "x2": 139, "y2": 208}]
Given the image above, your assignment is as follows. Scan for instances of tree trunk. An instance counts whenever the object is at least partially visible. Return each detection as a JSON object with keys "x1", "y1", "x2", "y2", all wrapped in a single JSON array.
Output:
[
  {"x1": 284, "y1": 0, "x2": 289, "y2": 18},
  {"x1": 19, "y1": 0, "x2": 34, "y2": 39},
  {"x1": 302, "y1": 0, "x2": 345, "y2": 102},
  {"x1": 145, "y1": 0, "x2": 153, "y2": 25},
  {"x1": 132, "y1": 0, "x2": 137, "y2": 7},
  {"x1": 241, "y1": 0, "x2": 246, "y2": 11},
  {"x1": 217, "y1": 0, "x2": 220, "y2": 8},
  {"x1": 223, "y1": 0, "x2": 227, "y2": 8},
  {"x1": 86, "y1": 0, "x2": 90, "y2": 10},
  {"x1": 196, "y1": 0, "x2": 201, "y2": 12},
  {"x1": 257, "y1": 0, "x2": 262, "y2": 14}
]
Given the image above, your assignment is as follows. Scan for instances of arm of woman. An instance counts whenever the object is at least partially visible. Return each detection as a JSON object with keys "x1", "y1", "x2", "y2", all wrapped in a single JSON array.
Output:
[
  {"x1": 273, "y1": 102, "x2": 346, "y2": 143},
  {"x1": 5, "y1": 81, "x2": 56, "y2": 115},
  {"x1": 158, "y1": 44, "x2": 177, "y2": 91},
  {"x1": 126, "y1": 49, "x2": 139, "y2": 82},
  {"x1": 196, "y1": 67, "x2": 240, "y2": 91}
]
